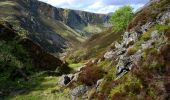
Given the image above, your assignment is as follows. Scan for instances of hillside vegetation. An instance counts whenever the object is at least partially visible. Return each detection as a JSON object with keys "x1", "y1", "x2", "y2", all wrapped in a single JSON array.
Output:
[
  {"x1": 0, "y1": 0, "x2": 109, "y2": 57},
  {"x1": 0, "y1": 0, "x2": 170, "y2": 100},
  {"x1": 59, "y1": 0, "x2": 170, "y2": 100}
]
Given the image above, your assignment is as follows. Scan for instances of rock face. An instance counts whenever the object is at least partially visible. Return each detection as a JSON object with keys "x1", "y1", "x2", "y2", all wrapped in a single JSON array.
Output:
[
  {"x1": 111, "y1": 1, "x2": 170, "y2": 80},
  {"x1": 0, "y1": 0, "x2": 110, "y2": 55},
  {"x1": 70, "y1": 85, "x2": 89, "y2": 100},
  {"x1": 58, "y1": 74, "x2": 74, "y2": 86}
]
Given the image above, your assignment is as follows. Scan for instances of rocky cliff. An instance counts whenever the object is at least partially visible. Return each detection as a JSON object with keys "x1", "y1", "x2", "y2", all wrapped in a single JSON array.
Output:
[{"x1": 0, "y1": 0, "x2": 109, "y2": 56}]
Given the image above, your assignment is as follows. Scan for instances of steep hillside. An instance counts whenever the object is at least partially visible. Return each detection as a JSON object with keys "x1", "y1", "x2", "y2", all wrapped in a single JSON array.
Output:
[
  {"x1": 58, "y1": 0, "x2": 170, "y2": 99},
  {"x1": 1, "y1": 0, "x2": 170, "y2": 100},
  {"x1": 0, "y1": 20, "x2": 72, "y2": 98},
  {"x1": 0, "y1": 0, "x2": 109, "y2": 56},
  {"x1": 66, "y1": 28, "x2": 122, "y2": 63}
]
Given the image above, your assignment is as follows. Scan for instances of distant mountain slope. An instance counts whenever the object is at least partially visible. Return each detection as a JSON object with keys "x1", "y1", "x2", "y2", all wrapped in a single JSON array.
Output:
[
  {"x1": 66, "y1": 28, "x2": 122, "y2": 62},
  {"x1": 0, "y1": 0, "x2": 109, "y2": 56}
]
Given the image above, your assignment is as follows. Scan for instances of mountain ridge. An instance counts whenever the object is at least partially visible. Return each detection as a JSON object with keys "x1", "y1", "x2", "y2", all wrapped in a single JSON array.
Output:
[{"x1": 0, "y1": 0, "x2": 110, "y2": 56}]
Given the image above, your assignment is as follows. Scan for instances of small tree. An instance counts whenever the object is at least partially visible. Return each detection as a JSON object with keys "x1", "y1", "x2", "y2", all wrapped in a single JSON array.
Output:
[{"x1": 110, "y1": 5, "x2": 133, "y2": 32}]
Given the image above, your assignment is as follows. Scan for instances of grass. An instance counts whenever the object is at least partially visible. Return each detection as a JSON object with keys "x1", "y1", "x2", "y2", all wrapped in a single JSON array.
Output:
[
  {"x1": 68, "y1": 63, "x2": 83, "y2": 70},
  {"x1": 141, "y1": 31, "x2": 151, "y2": 41},
  {"x1": 109, "y1": 74, "x2": 143, "y2": 99},
  {"x1": 83, "y1": 24, "x2": 103, "y2": 34},
  {"x1": 127, "y1": 47, "x2": 138, "y2": 55},
  {"x1": 5, "y1": 75, "x2": 70, "y2": 100},
  {"x1": 0, "y1": 1, "x2": 16, "y2": 6},
  {"x1": 67, "y1": 28, "x2": 122, "y2": 61},
  {"x1": 154, "y1": 24, "x2": 169, "y2": 33}
]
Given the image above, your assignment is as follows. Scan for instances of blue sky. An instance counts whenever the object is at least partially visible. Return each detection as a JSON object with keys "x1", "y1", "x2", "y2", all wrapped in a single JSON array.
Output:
[{"x1": 38, "y1": 0, "x2": 149, "y2": 14}]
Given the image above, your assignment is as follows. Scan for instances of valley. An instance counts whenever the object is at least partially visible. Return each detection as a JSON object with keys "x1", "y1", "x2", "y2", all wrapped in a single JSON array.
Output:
[{"x1": 0, "y1": 0, "x2": 170, "y2": 100}]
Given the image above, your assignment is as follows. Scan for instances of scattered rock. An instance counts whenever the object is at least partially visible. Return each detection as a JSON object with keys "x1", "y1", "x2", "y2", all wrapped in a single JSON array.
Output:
[
  {"x1": 130, "y1": 50, "x2": 143, "y2": 65},
  {"x1": 104, "y1": 50, "x2": 115, "y2": 59},
  {"x1": 151, "y1": 30, "x2": 159, "y2": 39},
  {"x1": 96, "y1": 79, "x2": 104, "y2": 92},
  {"x1": 156, "y1": 11, "x2": 170, "y2": 24},
  {"x1": 115, "y1": 41, "x2": 122, "y2": 49},
  {"x1": 71, "y1": 72, "x2": 80, "y2": 82},
  {"x1": 70, "y1": 85, "x2": 89, "y2": 100},
  {"x1": 96, "y1": 79, "x2": 104, "y2": 88},
  {"x1": 141, "y1": 22, "x2": 154, "y2": 33},
  {"x1": 58, "y1": 74, "x2": 74, "y2": 86},
  {"x1": 115, "y1": 48, "x2": 126, "y2": 56},
  {"x1": 116, "y1": 56, "x2": 132, "y2": 77}
]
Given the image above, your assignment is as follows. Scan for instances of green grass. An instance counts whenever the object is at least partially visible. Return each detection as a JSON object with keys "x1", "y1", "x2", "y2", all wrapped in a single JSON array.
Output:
[
  {"x1": 127, "y1": 46, "x2": 138, "y2": 55},
  {"x1": 0, "y1": 1, "x2": 16, "y2": 6},
  {"x1": 4, "y1": 75, "x2": 70, "y2": 100},
  {"x1": 109, "y1": 74, "x2": 142, "y2": 98},
  {"x1": 83, "y1": 24, "x2": 103, "y2": 34},
  {"x1": 69, "y1": 63, "x2": 83, "y2": 70}
]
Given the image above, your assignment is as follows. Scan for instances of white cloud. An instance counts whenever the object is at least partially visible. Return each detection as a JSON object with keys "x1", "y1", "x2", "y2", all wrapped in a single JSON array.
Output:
[
  {"x1": 38, "y1": 0, "x2": 149, "y2": 14},
  {"x1": 85, "y1": 1, "x2": 120, "y2": 14}
]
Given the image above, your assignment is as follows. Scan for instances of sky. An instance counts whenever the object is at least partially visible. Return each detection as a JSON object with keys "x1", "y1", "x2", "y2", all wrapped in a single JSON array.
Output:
[{"x1": 38, "y1": 0, "x2": 149, "y2": 14}]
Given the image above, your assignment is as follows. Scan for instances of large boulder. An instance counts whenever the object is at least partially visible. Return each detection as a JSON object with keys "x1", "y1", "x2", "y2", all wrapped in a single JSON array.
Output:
[
  {"x1": 116, "y1": 56, "x2": 132, "y2": 77},
  {"x1": 58, "y1": 74, "x2": 74, "y2": 86},
  {"x1": 70, "y1": 85, "x2": 89, "y2": 100}
]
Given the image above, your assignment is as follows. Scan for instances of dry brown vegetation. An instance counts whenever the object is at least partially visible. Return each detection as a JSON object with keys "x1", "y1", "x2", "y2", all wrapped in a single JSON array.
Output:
[
  {"x1": 78, "y1": 65, "x2": 105, "y2": 86},
  {"x1": 127, "y1": 0, "x2": 170, "y2": 31}
]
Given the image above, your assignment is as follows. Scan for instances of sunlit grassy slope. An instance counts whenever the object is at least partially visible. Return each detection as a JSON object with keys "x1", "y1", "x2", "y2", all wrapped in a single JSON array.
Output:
[{"x1": 4, "y1": 75, "x2": 70, "y2": 100}]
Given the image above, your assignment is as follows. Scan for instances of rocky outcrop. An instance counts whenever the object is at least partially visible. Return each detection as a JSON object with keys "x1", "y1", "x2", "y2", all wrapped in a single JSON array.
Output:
[
  {"x1": 58, "y1": 0, "x2": 170, "y2": 99},
  {"x1": 58, "y1": 74, "x2": 74, "y2": 86},
  {"x1": 36, "y1": 1, "x2": 109, "y2": 29},
  {"x1": 70, "y1": 85, "x2": 89, "y2": 100},
  {"x1": 0, "y1": 0, "x2": 110, "y2": 55},
  {"x1": 112, "y1": 3, "x2": 170, "y2": 80}
]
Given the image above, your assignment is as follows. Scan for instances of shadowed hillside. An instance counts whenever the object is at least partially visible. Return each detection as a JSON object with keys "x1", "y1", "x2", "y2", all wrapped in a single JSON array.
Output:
[{"x1": 0, "y1": 0, "x2": 109, "y2": 56}]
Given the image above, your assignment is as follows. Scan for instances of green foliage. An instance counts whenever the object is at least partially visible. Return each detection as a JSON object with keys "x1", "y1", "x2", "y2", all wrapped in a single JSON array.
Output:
[
  {"x1": 109, "y1": 74, "x2": 143, "y2": 99},
  {"x1": 5, "y1": 76, "x2": 70, "y2": 100},
  {"x1": 141, "y1": 31, "x2": 151, "y2": 41},
  {"x1": 110, "y1": 5, "x2": 133, "y2": 32},
  {"x1": 154, "y1": 24, "x2": 169, "y2": 33},
  {"x1": 83, "y1": 24, "x2": 103, "y2": 34},
  {"x1": 68, "y1": 63, "x2": 83, "y2": 70},
  {"x1": 127, "y1": 47, "x2": 138, "y2": 55},
  {"x1": 0, "y1": 39, "x2": 33, "y2": 97},
  {"x1": 147, "y1": 87, "x2": 157, "y2": 99}
]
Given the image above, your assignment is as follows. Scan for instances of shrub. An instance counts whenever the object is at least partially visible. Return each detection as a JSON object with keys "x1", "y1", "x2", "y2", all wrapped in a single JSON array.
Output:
[
  {"x1": 141, "y1": 32, "x2": 151, "y2": 41},
  {"x1": 127, "y1": 47, "x2": 138, "y2": 55},
  {"x1": 110, "y1": 5, "x2": 133, "y2": 32},
  {"x1": 111, "y1": 92, "x2": 127, "y2": 100},
  {"x1": 78, "y1": 65, "x2": 104, "y2": 86},
  {"x1": 155, "y1": 24, "x2": 169, "y2": 33}
]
